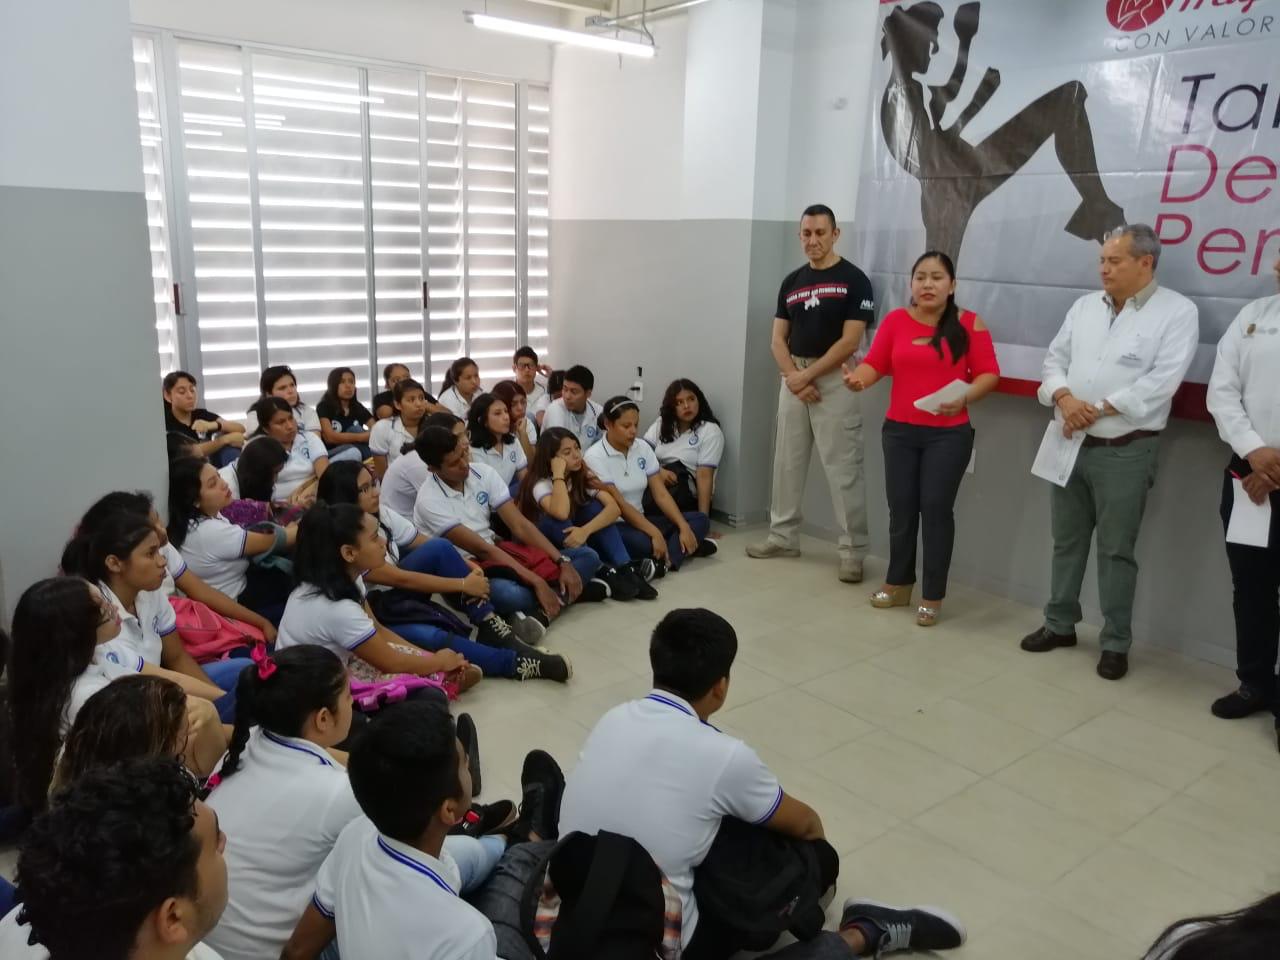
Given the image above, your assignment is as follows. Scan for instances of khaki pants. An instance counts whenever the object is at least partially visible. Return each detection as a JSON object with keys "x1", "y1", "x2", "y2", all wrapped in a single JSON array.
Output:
[{"x1": 766, "y1": 359, "x2": 869, "y2": 561}]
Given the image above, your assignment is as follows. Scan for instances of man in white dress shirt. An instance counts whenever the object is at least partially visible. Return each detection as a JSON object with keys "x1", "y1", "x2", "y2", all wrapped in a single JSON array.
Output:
[
  {"x1": 1206, "y1": 256, "x2": 1280, "y2": 742},
  {"x1": 1022, "y1": 224, "x2": 1199, "y2": 680}
]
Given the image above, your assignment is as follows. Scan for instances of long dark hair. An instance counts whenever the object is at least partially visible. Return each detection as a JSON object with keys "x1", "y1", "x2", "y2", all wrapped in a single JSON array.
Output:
[
  {"x1": 8, "y1": 577, "x2": 101, "y2": 811},
  {"x1": 441, "y1": 356, "x2": 477, "y2": 395},
  {"x1": 293, "y1": 502, "x2": 368, "y2": 603},
  {"x1": 467, "y1": 392, "x2": 513, "y2": 451},
  {"x1": 234, "y1": 436, "x2": 288, "y2": 502},
  {"x1": 317, "y1": 460, "x2": 394, "y2": 548},
  {"x1": 249, "y1": 396, "x2": 294, "y2": 438},
  {"x1": 658, "y1": 379, "x2": 720, "y2": 444},
  {"x1": 912, "y1": 250, "x2": 969, "y2": 362},
  {"x1": 320, "y1": 366, "x2": 359, "y2": 413},
  {"x1": 491, "y1": 380, "x2": 528, "y2": 417},
  {"x1": 518, "y1": 427, "x2": 597, "y2": 519},
  {"x1": 213, "y1": 646, "x2": 347, "y2": 784},
  {"x1": 596, "y1": 394, "x2": 639, "y2": 433},
  {"x1": 55, "y1": 676, "x2": 188, "y2": 792},
  {"x1": 85, "y1": 513, "x2": 158, "y2": 586},
  {"x1": 1145, "y1": 893, "x2": 1280, "y2": 959},
  {"x1": 61, "y1": 491, "x2": 154, "y2": 577},
  {"x1": 166, "y1": 456, "x2": 211, "y2": 550}
]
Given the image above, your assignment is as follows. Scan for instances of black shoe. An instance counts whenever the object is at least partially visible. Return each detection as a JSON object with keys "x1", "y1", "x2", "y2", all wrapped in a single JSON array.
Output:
[
  {"x1": 1211, "y1": 685, "x2": 1272, "y2": 719},
  {"x1": 840, "y1": 899, "x2": 966, "y2": 954},
  {"x1": 456, "y1": 712, "x2": 481, "y2": 798},
  {"x1": 1020, "y1": 626, "x2": 1078, "y2": 653},
  {"x1": 510, "y1": 612, "x2": 546, "y2": 647},
  {"x1": 1097, "y1": 651, "x2": 1129, "y2": 681},
  {"x1": 578, "y1": 580, "x2": 608, "y2": 603},
  {"x1": 511, "y1": 749, "x2": 565, "y2": 843},
  {"x1": 632, "y1": 558, "x2": 657, "y2": 583},
  {"x1": 630, "y1": 569, "x2": 658, "y2": 600},
  {"x1": 598, "y1": 565, "x2": 639, "y2": 601},
  {"x1": 694, "y1": 539, "x2": 718, "y2": 558},
  {"x1": 475, "y1": 612, "x2": 521, "y2": 650},
  {"x1": 450, "y1": 799, "x2": 517, "y2": 838},
  {"x1": 514, "y1": 650, "x2": 573, "y2": 684},
  {"x1": 651, "y1": 558, "x2": 668, "y2": 580},
  {"x1": 1275, "y1": 718, "x2": 1280, "y2": 755}
]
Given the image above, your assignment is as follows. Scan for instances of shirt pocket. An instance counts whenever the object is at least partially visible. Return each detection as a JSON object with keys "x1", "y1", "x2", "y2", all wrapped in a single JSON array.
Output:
[{"x1": 1116, "y1": 332, "x2": 1156, "y2": 368}]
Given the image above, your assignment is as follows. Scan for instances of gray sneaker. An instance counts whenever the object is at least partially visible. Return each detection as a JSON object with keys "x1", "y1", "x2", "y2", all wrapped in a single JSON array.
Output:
[
  {"x1": 745, "y1": 540, "x2": 801, "y2": 559},
  {"x1": 510, "y1": 612, "x2": 546, "y2": 647}
]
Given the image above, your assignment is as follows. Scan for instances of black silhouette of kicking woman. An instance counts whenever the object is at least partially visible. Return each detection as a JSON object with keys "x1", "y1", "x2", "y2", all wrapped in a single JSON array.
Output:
[{"x1": 880, "y1": 1, "x2": 1126, "y2": 258}]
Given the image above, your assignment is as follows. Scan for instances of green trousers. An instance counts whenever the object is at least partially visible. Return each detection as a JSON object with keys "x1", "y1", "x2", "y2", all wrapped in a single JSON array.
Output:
[{"x1": 1044, "y1": 438, "x2": 1159, "y2": 653}]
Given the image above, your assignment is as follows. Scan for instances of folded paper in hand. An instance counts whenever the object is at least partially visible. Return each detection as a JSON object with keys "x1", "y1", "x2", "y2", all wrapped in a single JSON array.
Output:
[
  {"x1": 913, "y1": 379, "x2": 970, "y2": 415},
  {"x1": 1227, "y1": 478, "x2": 1271, "y2": 548},
  {"x1": 1031, "y1": 421, "x2": 1086, "y2": 487}
]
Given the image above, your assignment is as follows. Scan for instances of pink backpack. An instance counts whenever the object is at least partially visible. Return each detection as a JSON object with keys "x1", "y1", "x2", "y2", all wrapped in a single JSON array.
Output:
[
  {"x1": 348, "y1": 674, "x2": 459, "y2": 711},
  {"x1": 169, "y1": 597, "x2": 266, "y2": 663}
]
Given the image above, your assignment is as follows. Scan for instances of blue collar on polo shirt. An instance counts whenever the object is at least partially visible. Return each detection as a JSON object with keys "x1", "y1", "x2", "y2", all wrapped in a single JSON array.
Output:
[
  {"x1": 261, "y1": 730, "x2": 335, "y2": 767},
  {"x1": 376, "y1": 835, "x2": 456, "y2": 894},
  {"x1": 644, "y1": 689, "x2": 720, "y2": 729}
]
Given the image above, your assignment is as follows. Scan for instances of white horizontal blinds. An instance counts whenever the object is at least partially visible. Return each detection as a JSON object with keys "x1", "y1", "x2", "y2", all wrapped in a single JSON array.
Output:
[
  {"x1": 176, "y1": 41, "x2": 261, "y2": 407},
  {"x1": 424, "y1": 73, "x2": 465, "y2": 397},
  {"x1": 525, "y1": 83, "x2": 551, "y2": 368},
  {"x1": 369, "y1": 68, "x2": 427, "y2": 391},
  {"x1": 250, "y1": 53, "x2": 370, "y2": 407},
  {"x1": 134, "y1": 36, "x2": 177, "y2": 376},
  {"x1": 464, "y1": 79, "x2": 520, "y2": 387}
]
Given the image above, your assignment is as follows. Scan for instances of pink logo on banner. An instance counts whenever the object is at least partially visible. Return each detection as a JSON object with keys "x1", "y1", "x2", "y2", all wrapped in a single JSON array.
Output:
[{"x1": 1106, "y1": 0, "x2": 1174, "y2": 31}]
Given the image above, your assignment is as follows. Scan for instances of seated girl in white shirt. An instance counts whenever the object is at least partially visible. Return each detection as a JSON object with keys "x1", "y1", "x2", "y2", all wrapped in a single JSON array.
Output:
[
  {"x1": 261, "y1": 364, "x2": 322, "y2": 434},
  {"x1": 643, "y1": 378, "x2": 725, "y2": 517},
  {"x1": 6, "y1": 576, "x2": 222, "y2": 814},
  {"x1": 438, "y1": 356, "x2": 482, "y2": 419},
  {"x1": 492, "y1": 380, "x2": 538, "y2": 462},
  {"x1": 467, "y1": 392, "x2": 529, "y2": 493},
  {"x1": 250, "y1": 397, "x2": 330, "y2": 504},
  {"x1": 369, "y1": 377, "x2": 431, "y2": 477},
  {"x1": 380, "y1": 412, "x2": 464, "y2": 520}
]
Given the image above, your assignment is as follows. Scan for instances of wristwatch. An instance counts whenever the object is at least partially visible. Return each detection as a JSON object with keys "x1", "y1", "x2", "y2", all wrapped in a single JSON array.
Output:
[{"x1": 555, "y1": 555, "x2": 572, "y2": 565}]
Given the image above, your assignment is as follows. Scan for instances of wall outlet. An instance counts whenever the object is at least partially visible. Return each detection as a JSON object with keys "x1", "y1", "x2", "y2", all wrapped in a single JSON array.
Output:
[{"x1": 629, "y1": 366, "x2": 643, "y2": 403}]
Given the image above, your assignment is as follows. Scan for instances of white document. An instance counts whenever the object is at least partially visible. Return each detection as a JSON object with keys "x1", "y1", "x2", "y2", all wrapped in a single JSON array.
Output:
[
  {"x1": 1227, "y1": 478, "x2": 1271, "y2": 548},
  {"x1": 1031, "y1": 421, "x2": 1086, "y2": 487},
  {"x1": 913, "y1": 379, "x2": 970, "y2": 415}
]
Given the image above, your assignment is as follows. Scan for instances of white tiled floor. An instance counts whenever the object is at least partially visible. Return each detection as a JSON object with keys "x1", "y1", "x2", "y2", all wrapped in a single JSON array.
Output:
[{"x1": 458, "y1": 526, "x2": 1280, "y2": 959}]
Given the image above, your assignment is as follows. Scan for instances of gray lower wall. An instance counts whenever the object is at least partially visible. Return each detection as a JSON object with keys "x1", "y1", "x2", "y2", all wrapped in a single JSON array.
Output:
[{"x1": 0, "y1": 185, "x2": 168, "y2": 617}]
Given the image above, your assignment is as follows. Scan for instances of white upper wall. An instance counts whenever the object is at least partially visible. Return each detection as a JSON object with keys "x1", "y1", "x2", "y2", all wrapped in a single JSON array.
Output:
[
  {"x1": 0, "y1": 0, "x2": 144, "y2": 192},
  {"x1": 129, "y1": 0, "x2": 560, "y2": 81}
]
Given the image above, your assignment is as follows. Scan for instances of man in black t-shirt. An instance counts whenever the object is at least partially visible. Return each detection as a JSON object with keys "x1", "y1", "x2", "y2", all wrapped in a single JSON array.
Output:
[{"x1": 747, "y1": 205, "x2": 874, "y2": 583}]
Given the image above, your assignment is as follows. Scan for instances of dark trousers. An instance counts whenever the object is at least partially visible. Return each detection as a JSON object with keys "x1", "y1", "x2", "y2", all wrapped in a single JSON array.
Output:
[
  {"x1": 618, "y1": 510, "x2": 711, "y2": 570},
  {"x1": 1221, "y1": 457, "x2": 1280, "y2": 713},
  {"x1": 881, "y1": 420, "x2": 974, "y2": 601}
]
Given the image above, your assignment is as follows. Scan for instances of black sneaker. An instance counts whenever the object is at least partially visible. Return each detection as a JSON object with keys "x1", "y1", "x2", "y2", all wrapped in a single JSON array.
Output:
[
  {"x1": 694, "y1": 539, "x2": 718, "y2": 558},
  {"x1": 514, "y1": 650, "x2": 572, "y2": 683},
  {"x1": 1211, "y1": 685, "x2": 1272, "y2": 719},
  {"x1": 456, "y1": 712, "x2": 481, "y2": 798},
  {"x1": 577, "y1": 580, "x2": 608, "y2": 603},
  {"x1": 475, "y1": 612, "x2": 520, "y2": 650},
  {"x1": 598, "y1": 565, "x2": 639, "y2": 601},
  {"x1": 631, "y1": 558, "x2": 657, "y2": 583},
  {"x1": 650, "y1": 558, "x2": 668, "y2": 580},
  {"x1": 511, "y1": 749, "x2": 565, "y2": 843},
  {"x1": 510, "y1": 612, "x2": 546, "y2": 647},
  {"x1": 840, "y1": 899, "x2": 966, "y2": 955},
  {"x1": 628, "y1": 568, "x2": 658, "y2": 600},
  {"x1": 450, "y1": 800, "x2": 517, "y2": 838}
]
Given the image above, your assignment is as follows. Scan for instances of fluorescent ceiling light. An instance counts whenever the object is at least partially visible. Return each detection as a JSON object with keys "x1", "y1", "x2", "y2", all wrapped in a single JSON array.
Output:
[{"x1": 465, "y1": 12, "x2": 656, "y2": 57}]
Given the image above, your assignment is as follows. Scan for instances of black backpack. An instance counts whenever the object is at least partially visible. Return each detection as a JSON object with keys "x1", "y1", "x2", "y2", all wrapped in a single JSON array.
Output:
[{"x1": 521, "y1": 831, "x2": 667, "y2": 960}]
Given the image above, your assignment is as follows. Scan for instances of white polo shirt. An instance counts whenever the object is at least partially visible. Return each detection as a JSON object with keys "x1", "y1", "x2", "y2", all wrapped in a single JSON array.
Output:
[
  {"x1": 532, "y1": 392, "x2": 552, "y2": 419},
  {"x1": 531, "y1": 478, "x2": 598, "y2": 512},
  {"x1": 369, "y1": 416, "x2": 416, "y2": 465},
  {"x1": 518, "y1": 415, "x2": 537, "y2": 448},
  {"x1": 438, "y1": 386, "x2": 478, "y2": 419},
  {"x1": 65, "y1": 643, "x2": 145, "y2": 734},
  {"x1": 469, "y1": 440, "x2": 528, "y2": 486},
  {"x1": 276, "y1": 580, "x2": 375, "y2": 666},
  {"x1": 0, "y1": 910, "x2": 224, "y2": 960},
  {"x1": 180, "y1": 515, "x2": 250, "y2": 599},
  {"x1": 381, "y1": 450, "x2": 430, "y2": 520},
  {"x1": 161, "y1": 540, "x2": 187, "y2": 596},
  {"x1": 412, "y1": 462, "x2": 511, "y2": 548},
  {"x1": 380, "y1": 504, "x2": 420, "y2": 568},
  {"x1": 274, "y1": 431, "x2": 329, "y2": 500},
  {"x1": 100, "y1": 581, "x2": 178, "y2": 666},
  {"x1": 295, "y1": 403, "x2": 322, "y2": 435},
  {"x1": 1038, "y1": 282, "x2": 1199, "y2": 438},
  {"x1": 312, "y1": 816, "x2": 497, "y2": 960},
  {"x1": 559, "y1": 690, "x2": 784, "y2": 944},
  {"x1": 205, "y1": 729, "x2": 362, "y2": 960},
  {"x1": 523, "y1": 381, "x2": 546, "y2": 410},
  {"x1": 1208, "y1": 294, "x2": 1280, "y2": 458},
  {"x1": 218, "y1": 461, "x2": 241, "y2": 500},
  {"x1": 542, "y1": 397, "x2": 603, "y2": 449},
  {"x1": 643, "y1": 420, "x2": 725, "y2": 472},
  {"x1": 583, "y1": 437, "x2": 659, "y2": 513}
]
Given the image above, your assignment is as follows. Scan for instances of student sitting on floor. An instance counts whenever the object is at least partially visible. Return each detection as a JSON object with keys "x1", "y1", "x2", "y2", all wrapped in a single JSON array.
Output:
[
  {"x1": 512, "y1": 345, "x2": 546, "y2": 411},
  {"x1": 318, "y1": 461, "x2": 569, "y2": 681},
  {"x1": 438, "y1": 356, "x2": 483, "y2": 420},
  {"x1": 644, "y1": 378, "x2": 725, "y2": 518},
  {"x1": 542, "y1": 364, "x2": 602, "y2": 449},
  {"x1": 467, "y1": 392, "x2": 529, "y2": 493},
  {"x1": 380, "y1": 412, "x2": 463, "y2": 520},
  {"x1": 316, "y1": 367, "x2": 375, "y2": 460},
  {"x1": 491, "y1": 380, "x2": 537, "y2": 462},
  {"x1": 249, "y1": 397, "x2": 329, "y2": 504},
  {"x1": 261, "y1": 364, "x2": 322, "y2": 433},
  {"x1": 0, "y1": 758, "x2": 230, "y2": 960},
  {"x1": 6, "y1": 577, "x2": 222, "y2": 815},
  {"x1": 532, "y1": 368, "x2": 564, "y2": 428},
  {"x1": 168, "y1": 457, "x2": 298, "y2": 625},
  {"x1": 585, "y1": 396, "x2": 714, "y2": 573},
  {"x1": 372, "y1": 362, "x2": 410, "y2": 420},
  {"x1": 369, "y1": 377, "x2": 431, "y2": 476},
  {"x1": 412, "y1": 425, "x2": 603, "y2": 631},
  {"x1": 53, "y1": 674, "x2": 226, "y2": 788},
  {"x1": 275, "y1": 503, "x2": 479, "y2": 705},
  {"x1": 518, "y1": 426, "x2": 657, "y2": 602},
  {"x1": 559, "y1": 608, "x2": 966, "y2": 960},
  {"x1": 164, "y1": 370, "x2": 246, "y2": 468}
]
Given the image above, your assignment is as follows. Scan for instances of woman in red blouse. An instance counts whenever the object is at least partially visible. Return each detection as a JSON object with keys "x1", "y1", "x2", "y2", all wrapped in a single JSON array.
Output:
[{"x1": 842, "y1": 251, "x2": 1000, "y2": 625}]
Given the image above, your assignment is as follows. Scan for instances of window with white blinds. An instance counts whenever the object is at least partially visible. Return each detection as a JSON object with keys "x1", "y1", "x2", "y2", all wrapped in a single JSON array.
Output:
[{"x1": 135, "y1": 32, "x2": 549, "y2": 410}]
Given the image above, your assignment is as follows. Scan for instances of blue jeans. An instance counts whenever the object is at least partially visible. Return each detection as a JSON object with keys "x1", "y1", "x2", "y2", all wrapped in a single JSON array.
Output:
[
  {"x1": 536, "y1": 499, "x2": 632, "y2": 568},
  {"x1": 202, "y1": 657, "x2": 251, "y2": 722},
  {"x1": 394, "y1": 621, "x2": 516, "y2": 678},
  {"x1": 209, "y1": 445, "x2": 240, "y2": 469},
  {"x1": 445, "y1": 834, "x2": 506, "y2": 893},
  {"x1": 488, "y1": 545, "x2": 600, "y2": 616},
  {"x1": 618, "y1": 510, "x2": 711, "y2": 569},
  {"x1": 398, "y1": 540, "x2": 495, "y2": 622},
  {"x1": 328, "y1": 445, "x2": 364, "y2": 463}
]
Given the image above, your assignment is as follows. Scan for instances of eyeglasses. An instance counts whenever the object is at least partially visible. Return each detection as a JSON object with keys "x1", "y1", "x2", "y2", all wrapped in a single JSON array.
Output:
[{"x1": 357, "y1": 478, "x2": 380, "y2": 495}]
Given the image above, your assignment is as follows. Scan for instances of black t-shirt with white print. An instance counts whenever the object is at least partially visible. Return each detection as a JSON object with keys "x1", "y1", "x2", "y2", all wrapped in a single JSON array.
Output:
[{"x1": 775, "y1": 258, "x2": 875, "y2": 358}]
